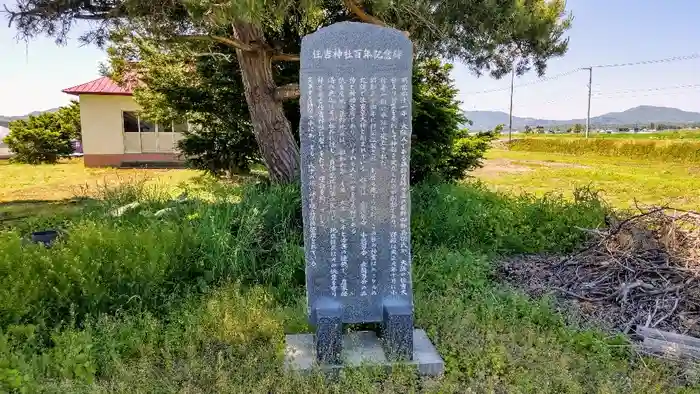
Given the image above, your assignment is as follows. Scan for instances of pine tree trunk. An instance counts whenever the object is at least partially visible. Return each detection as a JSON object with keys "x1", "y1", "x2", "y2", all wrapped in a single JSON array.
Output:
[{"x1": 233, "y1": 22, "x2": 300, "y2": 184}]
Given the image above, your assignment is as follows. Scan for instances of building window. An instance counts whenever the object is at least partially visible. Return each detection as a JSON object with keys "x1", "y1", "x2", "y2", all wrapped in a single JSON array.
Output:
[
  {"x1": 123, "y1": 111, "x2": 139, "y2": 133},
  {"x1": 123, "y1": 111, "x2": 189, "y2": 133},
  {"x1": 139, "y1": 117, "x2": 155, "y2": 133}
]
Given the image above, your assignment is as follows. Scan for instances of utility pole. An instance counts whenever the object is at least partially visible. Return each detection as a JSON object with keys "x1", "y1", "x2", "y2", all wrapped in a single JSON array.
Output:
[
  {"x1": 508, "y1": 67, "x2": 515, "y2": 142},
  {"x1": 585, "y1": 67, "x2": 593, "y2": 138}
]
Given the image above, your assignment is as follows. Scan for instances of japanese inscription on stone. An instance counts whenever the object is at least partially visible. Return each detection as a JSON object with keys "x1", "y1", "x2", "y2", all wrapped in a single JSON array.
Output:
[{"x1": 300, "y1": 22, "x2": 413, "y2": 324}]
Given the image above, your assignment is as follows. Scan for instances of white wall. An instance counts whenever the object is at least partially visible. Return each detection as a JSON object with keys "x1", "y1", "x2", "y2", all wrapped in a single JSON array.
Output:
[{"x1": 78, "y1": 94, "x2": 142, "y2": 155}]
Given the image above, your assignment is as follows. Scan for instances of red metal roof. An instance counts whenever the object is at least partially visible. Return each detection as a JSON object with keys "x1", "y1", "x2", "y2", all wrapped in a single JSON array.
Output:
[{"x1": 62, "y1": 76, "x2": 133, "y2": 96}]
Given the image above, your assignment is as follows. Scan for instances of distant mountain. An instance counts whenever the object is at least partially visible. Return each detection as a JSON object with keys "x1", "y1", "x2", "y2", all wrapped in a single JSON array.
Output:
[
  {"x1": 464, "y1": 105, "x2": 700, "y2": 131},
  {"x1": 0, "y1": 107, "x2": 60, "y2": 128}
]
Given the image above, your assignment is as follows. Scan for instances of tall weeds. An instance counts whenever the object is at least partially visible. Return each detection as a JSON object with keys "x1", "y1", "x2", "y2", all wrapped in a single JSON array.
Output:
[{"x1": 5, "y1": 180, "x2": 688, "y2": 392}]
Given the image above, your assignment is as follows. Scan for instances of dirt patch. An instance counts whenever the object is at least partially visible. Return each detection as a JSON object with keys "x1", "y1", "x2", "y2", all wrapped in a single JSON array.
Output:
[
  {"x1": 474, "y1": 158, "x2": 589, "y2": 177},
  {"x1": 499, "y1": 208, "x2": 700, "y2": 337},
  {"x1": 472, "y1": 159, "x2": 533, "y2": 177},
  {"x1": 521, "y1": 160, "x2": 589, "y2": 169}
]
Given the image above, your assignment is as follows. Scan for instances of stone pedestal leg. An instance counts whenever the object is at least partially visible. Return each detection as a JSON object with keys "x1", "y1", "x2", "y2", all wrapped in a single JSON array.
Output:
[
  {"x1": 311, "y1": 298, "x2": 343, "y2": 364},
  {"x1": 381, "y1": 298, "x2": 414, "y2": 361}
]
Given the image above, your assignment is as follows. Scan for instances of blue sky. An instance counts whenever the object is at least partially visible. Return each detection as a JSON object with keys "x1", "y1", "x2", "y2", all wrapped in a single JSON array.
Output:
[{"x1": 2, "y1": 0, "x2": 699, "y2": 119}]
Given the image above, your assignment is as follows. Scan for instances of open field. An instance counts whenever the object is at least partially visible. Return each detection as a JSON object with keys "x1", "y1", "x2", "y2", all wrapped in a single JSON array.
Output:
[
  {"x1": 1, "y1": 159, "x2": 699, "y2": 391},
  {"x1": 0, "y1": 159, "x2": 199, "y2": 224},
  {"x1": 473, "y1": 149, "x2": 700, "y2": 210},
  {"x1": 510, "y1": 130, "x2": 700, "y2": 140},
  {"x1": 0, "y1": 159, "x2": 198, "y2": 202},
  {"x1": 505, "y1": 137, "x2": 700, "y2": 163}
]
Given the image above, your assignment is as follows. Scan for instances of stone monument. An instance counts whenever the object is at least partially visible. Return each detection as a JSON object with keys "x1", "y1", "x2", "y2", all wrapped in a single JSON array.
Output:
[{"x1": 285, "y1": 21, "x2": 443, "y2": 376}]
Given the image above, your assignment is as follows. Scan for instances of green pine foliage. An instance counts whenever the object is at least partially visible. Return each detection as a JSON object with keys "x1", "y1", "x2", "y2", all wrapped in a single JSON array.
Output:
[{"x1": 8, "y1": 0, "x2": 571, "y2": 78}]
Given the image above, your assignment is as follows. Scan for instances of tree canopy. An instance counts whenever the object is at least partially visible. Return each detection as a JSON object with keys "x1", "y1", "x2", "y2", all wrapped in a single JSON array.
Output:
[
  {"x1": 6, "y1": 0, "x2": 571, "y2": 77},
  {"x1": 4, "y1": 102, "x2": 81, "y2": 164},
  {"x1": 5, "y1": 0, "x2": 572, "y2": 183}
]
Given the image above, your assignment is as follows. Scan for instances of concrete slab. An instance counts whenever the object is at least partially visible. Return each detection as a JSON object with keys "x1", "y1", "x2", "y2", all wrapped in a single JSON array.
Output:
[{"x1": 284, "y1": 329, "x2": 444, "y2": 377}]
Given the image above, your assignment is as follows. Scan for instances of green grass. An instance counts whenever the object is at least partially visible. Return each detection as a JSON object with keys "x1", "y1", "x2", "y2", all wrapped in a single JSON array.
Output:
[
  {"x1": 507, "y1": 137, "x2": 700, "y2": 163},
  {"x1": 0, "y1": 158, "x2": 200, "y2": 226},
  {"x1": 516, "y1": 130, "x2": 700, "y2": 140},
  {"x1": 473, "y1": 149, "x2": 700, "y2": 210},
  {"x1": 1, "y1": 178, "x2": 696, "y2": 392}
]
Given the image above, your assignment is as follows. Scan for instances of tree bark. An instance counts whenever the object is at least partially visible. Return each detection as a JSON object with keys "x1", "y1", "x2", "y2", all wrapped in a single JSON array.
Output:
[{"x1": 232, "y1": 22, "x2": 300, "y2": 184}]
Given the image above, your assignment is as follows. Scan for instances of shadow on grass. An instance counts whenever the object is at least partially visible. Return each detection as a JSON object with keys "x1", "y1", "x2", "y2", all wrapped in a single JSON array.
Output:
[{"x1": 0, "y1": 198, "x2": 97, "y2": 229}]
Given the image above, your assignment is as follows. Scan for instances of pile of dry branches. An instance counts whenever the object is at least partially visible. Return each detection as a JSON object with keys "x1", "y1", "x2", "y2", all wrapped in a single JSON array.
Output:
[{"x1": 501, "y1": 206, "x2": 700, "y2": 337}]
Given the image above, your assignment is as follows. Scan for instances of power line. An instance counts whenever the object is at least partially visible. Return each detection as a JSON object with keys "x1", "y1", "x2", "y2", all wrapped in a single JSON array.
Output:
[
  {"x1": 583, "y1": 54, "x2": 699, "y2": 136},
  {"x1": 497, "y1": 83, "x2": 700, "y2": 108},
  {"x1": 464, "y1": 53, "x2": 700, "y2": 132},
  {"x1": 502, "y1": 85, "x2": 700, "y2": 112},
  {"x1": 591, "y1": 53, "x2": 700, "y2": 69},
  {"x1": 463, "y1": 68, "x2": 582, "y2": 95},
  {"x1": 463, "y1": 53, "x2": 700, "y2": 96},
  {"x1": 592, "y1": 84, "x2": 700, "y2": 97},
  {"x1": 592, "y1": 88, "x2": 700, "y2": 101}
]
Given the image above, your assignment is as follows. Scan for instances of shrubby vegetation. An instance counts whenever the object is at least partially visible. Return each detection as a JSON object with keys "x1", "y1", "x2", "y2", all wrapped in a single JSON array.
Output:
[
  {"x1": 2, "y1": 179, "x2": 692, "y2": 392},
  {"x1": 411, "y1": 59, "x2": 496, "y2": 183},
  {"x1": 4, "y1": 102, "x2": 81, "y2": 164}
]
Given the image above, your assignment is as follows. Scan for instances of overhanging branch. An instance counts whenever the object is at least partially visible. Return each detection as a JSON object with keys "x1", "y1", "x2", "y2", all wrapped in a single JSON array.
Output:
[
  {"x1": 271, "y1": 53, "x2": 300, "y2": 62},
  {"x1": 4, "y1": 2, "x2": 124, "y2": 25},
  {"x1": 342, "y1": 0, "x2": 409, "y2": 37},
  {"x1": 193, "y1": 52, "x2": 234, "y2": 61},
  {"x1": 275, "y1": 83, "x2": 300, "y2": 101},
  {"x1": 343, "y1": 0, "x2": 386, "y2": 26},
  {"x1": 177, "y1": 34, "x2": 257, "y2": 52},
  {"x1": 211, "y1": 35, "x2": 256, "y2": 51}
]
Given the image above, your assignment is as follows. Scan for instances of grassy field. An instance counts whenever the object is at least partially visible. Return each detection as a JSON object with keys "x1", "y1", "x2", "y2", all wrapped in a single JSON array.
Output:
[
  {"x1": 506, "y1": 137, "x2": 700, "y2": 163},
  {"x1": 1, "y1": 161, "x2": 697, "y2": 392},
  {"x1": 511, "y1": 130, "x2": 700, "y2": 140},
  {"x1": 473, "y1": 149, "x2": 700, "y2": 210},
  {"x1": 0, "y1": 159, "x2": 199, "y2": 225}
]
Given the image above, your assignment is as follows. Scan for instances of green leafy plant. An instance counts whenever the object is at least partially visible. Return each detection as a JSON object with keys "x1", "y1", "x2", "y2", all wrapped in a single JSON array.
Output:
[
  {"x1": 411, "y1": 59, "x2": 496, "y2": 183},
  {"x1": 4, "y1": 102, "x2": 80, "y2": 164}
]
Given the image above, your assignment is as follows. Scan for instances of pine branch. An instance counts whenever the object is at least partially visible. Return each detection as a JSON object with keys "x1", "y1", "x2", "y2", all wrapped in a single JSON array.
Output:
[
  {"x1": 4, "y1": 2, "x2": 123, "y2": 25},
  {"x1": 275, "y1": 83, "x2": 300, "y2": 101},
  {"x1": 177, "y1": 35, "x2": 257, "y2": 52},
  {"x1": 271, "y1": 53, "x2": 300, "y2": 62},
  {"x1": 342, "y1": 0, "x2": 410, "y2": 37},
  {"x1": 343, "y1": 0, "x2": 386, "y2": 26},
  {"x1": 193, "y1": 52, "x2": 234, "y2": 61}
]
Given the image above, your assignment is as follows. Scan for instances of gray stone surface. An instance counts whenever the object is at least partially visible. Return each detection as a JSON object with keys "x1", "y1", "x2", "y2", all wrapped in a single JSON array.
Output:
[
  {"x1": 312, "y1": 298, "x2": 343, "y2": 363},
  {"x1": 285, "y1": 330, "x2": 444, "y2": 377},
  {"x1": 300, "y1": 21, "x2": 414, "y2": 325},
  {"x1": 381, "y1": 297, "x2": 413, "y2": 360}
]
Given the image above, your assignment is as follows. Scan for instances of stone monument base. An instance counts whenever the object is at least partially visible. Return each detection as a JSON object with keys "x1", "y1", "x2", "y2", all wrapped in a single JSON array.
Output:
[{"x1": 284, "y1": 329, "x2": 444, "y2": 376}]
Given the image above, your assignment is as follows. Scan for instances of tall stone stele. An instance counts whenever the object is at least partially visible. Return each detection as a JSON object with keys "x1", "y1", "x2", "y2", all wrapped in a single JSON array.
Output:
[{"x1": 285, "y1": 21, "x2": 443, "y2": 376}]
